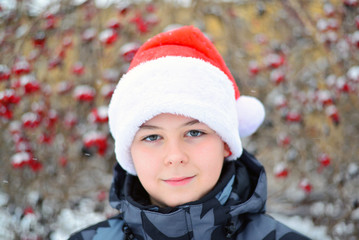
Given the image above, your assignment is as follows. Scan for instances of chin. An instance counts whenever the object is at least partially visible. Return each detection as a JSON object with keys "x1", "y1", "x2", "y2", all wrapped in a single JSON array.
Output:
[{"x1": 164, "y1": 198, "x2": 195, "y2": 208}]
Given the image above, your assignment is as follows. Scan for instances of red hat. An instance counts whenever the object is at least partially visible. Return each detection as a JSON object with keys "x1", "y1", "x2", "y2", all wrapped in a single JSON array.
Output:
[{"x1": 108, "y1": 26, "x2": 265, "y2": 175}]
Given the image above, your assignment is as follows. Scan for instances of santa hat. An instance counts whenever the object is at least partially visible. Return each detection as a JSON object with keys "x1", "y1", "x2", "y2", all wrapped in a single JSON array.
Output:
[{"x1": 108, "y1": 25, "x2": 265, "y2": 175}]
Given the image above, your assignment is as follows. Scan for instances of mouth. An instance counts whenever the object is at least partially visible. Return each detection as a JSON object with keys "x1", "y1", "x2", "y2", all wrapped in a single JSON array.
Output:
[{"x1": 164, "y1": 176, "x2": 195, "y2": 186}]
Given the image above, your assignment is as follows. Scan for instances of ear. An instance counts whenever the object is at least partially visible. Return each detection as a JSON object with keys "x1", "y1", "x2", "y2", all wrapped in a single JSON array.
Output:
[{"x1": 223, "y1": 143, "x2": 232, "y2": 158}]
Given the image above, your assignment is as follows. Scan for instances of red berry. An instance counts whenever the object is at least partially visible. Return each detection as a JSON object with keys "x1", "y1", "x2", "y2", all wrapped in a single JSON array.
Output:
[
  {"x1": 265, "y1": 53, "x2": 284, "y2": 69},
  {"x1": 274, "y1": 163, "x2": 289, "y2": 178},
  {"x1": 317, "y1": 90, "x2": 333, "y2": 107},
  {"x1": 130, "y1": 13, "x2": 149, "y2": 34},
  {"x1": 0, "y1": 89, "x2": 21, "y2": 105},
  {"x1": 99, "y1": 29, "x2": 118, "y2": 46},
  {"x1": 285, "y1": 111, "x2": 302, "y2": 123},
  {"x1": 0, "y1": 65, "x2": 10, "y2": 81},
  {"x1": 318, "y1": 153, "x2": 331, "y2": 167},
  {"x1": 45, "y1": 109, "x2": 58, "y2": 128},
  {"x1": 64, "y1": 112, "x2": 78, "y2": 129},
  {"x1": 20, "y1": 75, "x2": 41, "y2": 94},
  {"x1": 120, "y1": 42, "x2": 140, "y2": 62},
  {"x1": 277, "y1": 133, "x2": 291, "y2": 147},
  {"x1": 62, "y1": 36, "x2": 73, "y2": 48},
  {"x1": 48, "y1": 56, "x2": 62, "y2": 70},
  {"x1": 15, "y1": 139, "x2": 32, "y2": 153},
  {"x1": 82, "y1": 28, "x2": 96, "y2": 42},
  {"x1": 323, "y1": 3, "x2": 335, "y2": 17},
  {"x1": 118, "y1": 3, "x2": 131, "y2": 16},
  {"x1": 23, "y1": 206, "x2": 35, "y2": 216},
  {"x1": 9, "y1": 121, "x2": 22, "y2": 135},
  {"x1": 22, "y1": 112, "x2": 41, "y2": 129},
  {"x1": 0, "y1": 104, "x2": 13, "y2": 119},
  {"x1": 248, "y1": 60, "x2": 260, "y2": 76},
  {"x1": 327, "y1": 18, "x2": 339, "y2": 31},
  {"x1": 31, "y1": 102, "x2": 46, "y2": 117},
  {"x1": 11, "y1": 152, "x2": 32, "y2": 168},
  {"x1": 28, "y1": 158, "x2": 43, "y2": 172},
  {"x1": 38, "y1": 133, "x2": 53, "y2": 144},
  {"x1": 323, "y1": 31, "x2": 338, "y2": 45},
  {"x1": 273, "y1": 95, "x2": 287, "y2": 109},
  {"x1": 32, "y1": 31, "x2": 46, "y2": 48},
  {"x1": 72, "y1": 62, "x2": 85, "y2": 76},
  {"x1": 270, "y1": 69, "x2": 285, "y2": 85},
  {"x1": 106, "y1": 18, "x2": 121, "y2": 30},
  {"x1": 12, "y1": 59, "x2": 31, "y2": 75},
  {"x1": 83, "y1": 131, "x2": 108, "y2": 156},
  {"x1": 299, "y1": 179, "x2": 312, "y2": 193},
  {"x1": 325, "y1": 105, "x2": 340, "y2": 125},
  {"x1": 336, "y1": 77, "x2": 351, "y2": 93},
  {"x1": 88, "y1": 106, "x2": 108, "y2": 124},
  {"x1": 101, "y1": 84, "x2": 115, "y2": 99},
  {"x1": 73, "y1": 85, "x2": 96, "y2": 102},
  {"x1": 45, "y1": 17, "x2": 56, "y2": 30}
]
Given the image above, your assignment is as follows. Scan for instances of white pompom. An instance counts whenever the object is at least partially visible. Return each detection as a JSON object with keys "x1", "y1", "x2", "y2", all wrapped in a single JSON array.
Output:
[{"x1": 236, "y1": 95, "x2": 265, "y2": 137}]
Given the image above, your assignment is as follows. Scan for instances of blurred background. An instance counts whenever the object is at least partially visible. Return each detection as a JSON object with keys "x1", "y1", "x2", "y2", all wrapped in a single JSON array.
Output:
[{"x1": 0, "y1": 0, "x2": 358, "y2": 239}]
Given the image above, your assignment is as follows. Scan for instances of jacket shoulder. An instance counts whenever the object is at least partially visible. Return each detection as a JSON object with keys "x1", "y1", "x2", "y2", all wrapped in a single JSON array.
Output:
[
  {"x1": 235, "y1": 214, "x2": 311, "y2": 240},
  {"x1": 68, "y1": 214, "x2": 125, "y2": 240}
]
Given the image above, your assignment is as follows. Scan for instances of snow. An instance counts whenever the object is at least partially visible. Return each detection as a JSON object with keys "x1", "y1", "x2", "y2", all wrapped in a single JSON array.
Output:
[
  {"x1": 73, "y1": 85, "x2": 95, "y2": 97},
  {"x1": 333, "y1": 222, "x2": 355, "y2": 237},
  {"x1": 0, "y1": 192, "x2": 9, "y2": 207},
  {"x1": 51, "y1": 208, "x2": 105, "y2": 239},
  {"x1": 271, "y1": 213, "x2": 332, "y2": 240},
  {"x1": 0, "y1": 209, "x2": 15, "y2": 240},
  {"x1": 347, "y1": 163, "x2": 359, "y2": 178},
  {"x1": 97, "y1": 106, "x2": 108, "y2": 117},
  {"x1": 120, "y1": 42, "x2": 141, "y2": 55},
  {"x1": 50, "y1": 199, "x2": 108, "y2": 240},
  {"x1": 21, "y1": 112, "x2": 38, "y2": 123},
  {"x1": 347, "y1": 66, "x2": 359, "y2": 82},
  {"x1": 11, "y1": 152, "x2": 31, "y2": 164}
]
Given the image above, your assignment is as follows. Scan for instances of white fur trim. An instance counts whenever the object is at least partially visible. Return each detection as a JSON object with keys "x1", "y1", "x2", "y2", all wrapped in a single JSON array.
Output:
[
  {"x1": 236, "y1": 96, "x2": 265, "y2": 137},
  {"x1": 108, "y1": 56, "x2": 242, "y2": 175}
]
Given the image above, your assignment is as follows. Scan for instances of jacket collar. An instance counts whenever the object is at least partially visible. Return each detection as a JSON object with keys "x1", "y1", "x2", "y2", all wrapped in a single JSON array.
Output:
[{"x1": 109, "y1": 149, "x2": 267, "y2": 239}]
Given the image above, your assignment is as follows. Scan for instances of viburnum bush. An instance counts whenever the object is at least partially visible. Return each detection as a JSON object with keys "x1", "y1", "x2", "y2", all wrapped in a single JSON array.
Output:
[{"x1": 0, "y1": 0, "x2": 358, "y2": 239}]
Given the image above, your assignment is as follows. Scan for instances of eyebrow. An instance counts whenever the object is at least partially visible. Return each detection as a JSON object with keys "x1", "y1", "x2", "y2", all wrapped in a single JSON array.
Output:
[{"x1": 139, "y1": 119, "x2": 200, "y2": 130}]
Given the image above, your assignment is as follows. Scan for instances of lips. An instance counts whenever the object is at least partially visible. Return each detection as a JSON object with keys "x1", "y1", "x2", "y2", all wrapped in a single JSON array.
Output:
[{"x1": 164, "y1": 176, "x2": 194, "y2": 186}]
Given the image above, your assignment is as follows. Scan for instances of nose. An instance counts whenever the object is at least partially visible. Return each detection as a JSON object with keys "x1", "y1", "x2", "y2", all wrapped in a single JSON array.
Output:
[{"x1": 164, "y1": 139, "x2": 188, "y2": 166}]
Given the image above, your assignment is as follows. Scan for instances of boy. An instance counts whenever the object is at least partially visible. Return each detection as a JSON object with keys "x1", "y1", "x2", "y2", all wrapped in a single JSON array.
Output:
[{"x1": 69, "y1": 26, "x2": 310, "y2": 240}]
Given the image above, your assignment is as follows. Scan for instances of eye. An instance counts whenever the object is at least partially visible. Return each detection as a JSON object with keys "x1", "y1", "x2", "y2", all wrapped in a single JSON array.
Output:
[
  {"x1": 186, "y1": 130, "x2": 204, "y2": 137},
  {"x1": 143, "y1": 135, "x2": 161, "y2": 142}
]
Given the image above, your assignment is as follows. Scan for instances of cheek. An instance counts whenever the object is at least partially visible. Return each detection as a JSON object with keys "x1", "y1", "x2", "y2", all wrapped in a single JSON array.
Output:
[
  {"x1": 131, "y1": 144, "x2": 161, "y2": 179},
  {"x1": 194, "y1": 139, "x2": 224, "y2": 172},
  {"x1": 195, "y1": 137, "x2": 225, "y2": 158}
]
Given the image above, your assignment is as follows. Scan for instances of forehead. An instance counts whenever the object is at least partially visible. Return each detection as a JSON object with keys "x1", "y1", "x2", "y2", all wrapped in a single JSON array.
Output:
[
  {"x1": 144, "y1": 113, "x2": 199, "y2": 124},
  {"x1": 140, "y1": 113, "x2": 202, "y2": 129}
]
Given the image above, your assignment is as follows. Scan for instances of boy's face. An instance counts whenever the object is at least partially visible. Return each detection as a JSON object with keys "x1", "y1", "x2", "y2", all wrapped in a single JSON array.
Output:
[{"x1": 131, "y1": 113, "x2": 230, "y2": 208}]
